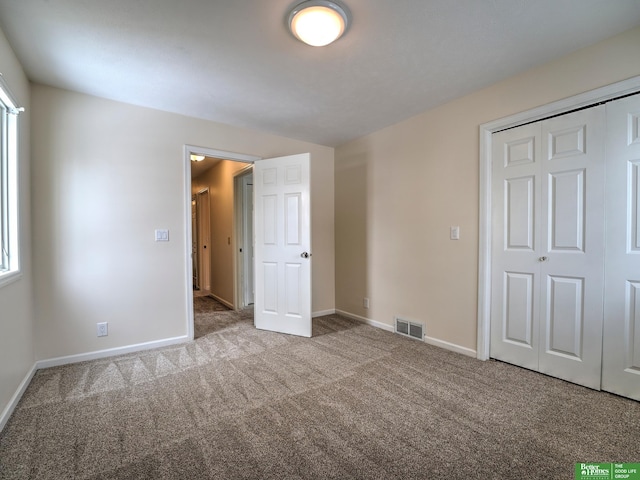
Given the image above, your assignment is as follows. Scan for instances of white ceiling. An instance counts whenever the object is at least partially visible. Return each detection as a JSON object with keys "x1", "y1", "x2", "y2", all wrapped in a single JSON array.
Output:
[{"x1": 1, "y1": 1, "x2": 639, "y2": 147}]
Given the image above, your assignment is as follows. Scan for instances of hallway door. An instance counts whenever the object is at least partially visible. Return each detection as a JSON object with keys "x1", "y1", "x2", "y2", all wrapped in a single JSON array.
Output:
[{"x1": 254, "y1": 154, "x2": 312, "y2": 337}]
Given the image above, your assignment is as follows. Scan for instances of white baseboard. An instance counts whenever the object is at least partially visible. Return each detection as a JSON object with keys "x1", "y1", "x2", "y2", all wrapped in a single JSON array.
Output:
[
  {"x1": 335, "y1": 309, "x2": 394, "y2": 332},
  {"x1": 335, "y1": 309, "x2": 476, "y2": 357},
  {"x1": 208, "y1": 293, "x2": 234, "y2": 310},
  {"x1": 424, "y1": 335, "x2": 476, "y2": 358},
  {"x1": 2, "y1": 334, "x2": 191, "y2": 432},
  {"x1": 0, "y1": 363, "x2": 37, "y2": 433},
  {"x1": 36, "y1": 335, "x2": 190, "y2": 369},
  {"x1": 312, "y1": 309, "x2": 335, "y2": 318}
]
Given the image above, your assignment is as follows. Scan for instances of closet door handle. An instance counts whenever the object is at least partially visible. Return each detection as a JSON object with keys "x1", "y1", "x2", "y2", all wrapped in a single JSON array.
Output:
[{"x1": 538, "y1": 256, "x2": 548, "y2": 262}]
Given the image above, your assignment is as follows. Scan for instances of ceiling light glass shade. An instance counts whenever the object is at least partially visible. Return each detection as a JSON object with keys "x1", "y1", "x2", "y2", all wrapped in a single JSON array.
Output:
[
  {"x1": 190, "y1": 154, "x2": 205, "y2": 162},
  {"x1": 288, "y1": 1, "x2": 350, "y2": 47}
]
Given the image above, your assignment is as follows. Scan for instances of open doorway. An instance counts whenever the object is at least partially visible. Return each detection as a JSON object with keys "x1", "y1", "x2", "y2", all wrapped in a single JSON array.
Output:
[
  {"x1": 185, "y1": 146, "x2": 260, "y2": 339},
  {"x1": 185, "y1": 148, "x2": 314, "y2": 340}
]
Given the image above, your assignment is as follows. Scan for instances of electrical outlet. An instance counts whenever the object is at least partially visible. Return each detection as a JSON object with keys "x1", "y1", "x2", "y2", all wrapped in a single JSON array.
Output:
[
  {"x1": 363, "y1": 297, "x2": 370, "y2": 309},
  {"x1": 97, "y1": 322, "x2": 108, "y2": 337}
]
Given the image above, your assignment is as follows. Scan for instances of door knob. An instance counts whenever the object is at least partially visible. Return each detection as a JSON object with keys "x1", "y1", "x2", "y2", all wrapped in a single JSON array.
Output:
[
  {"x1": 301, "y1": 252, "x2": 311, "y2": 259},
  {"x1": 538, "y1": 256, "x2": 548, "y2": 262}
]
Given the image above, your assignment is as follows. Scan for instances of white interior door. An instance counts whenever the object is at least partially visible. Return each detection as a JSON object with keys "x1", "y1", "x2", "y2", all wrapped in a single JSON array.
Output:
[
  {"x1": 192, "y1": 197, "x2": 198, "y2": 289},
  {"x1": 537, "y1": 106, "x2": 606, "y2": 389},
  {"x1": 491, "y1": 107, "x2": 606, "y2": 390},
  {"x1": 490, "y1": 122, "x2": 542, "y2": 371},
  {"x1": 602, "y1": 94, "x2": 640, "y2": 401},
  {"x1": 196, "y1": 189, "x2": 211, "y2": 292},
  {"x1": 254, "y1": 153, "x2": 312, "y2": 337},
  {"x1": 243, "y1": 174, "x2": 254, "y2": 305}
]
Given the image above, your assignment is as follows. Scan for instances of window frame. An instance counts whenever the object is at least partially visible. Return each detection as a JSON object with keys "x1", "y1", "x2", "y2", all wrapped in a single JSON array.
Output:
[{"x1": 0, "y1": 73, "x2": 22, "y2": 288}]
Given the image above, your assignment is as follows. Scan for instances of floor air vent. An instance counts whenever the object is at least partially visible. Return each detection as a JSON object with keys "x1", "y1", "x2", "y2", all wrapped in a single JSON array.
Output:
[{"x1": 394, "y1": 317, "x2": 424, "y2": 341}]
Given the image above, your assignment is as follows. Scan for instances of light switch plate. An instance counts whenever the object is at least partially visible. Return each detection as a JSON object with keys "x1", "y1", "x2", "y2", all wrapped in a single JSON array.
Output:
[
  {"x1": 155, "y1": 229, "x2": 169, "y2": 242},
  {"x1": 450, "y1": 226, "x2": 460, "y2": 240}
]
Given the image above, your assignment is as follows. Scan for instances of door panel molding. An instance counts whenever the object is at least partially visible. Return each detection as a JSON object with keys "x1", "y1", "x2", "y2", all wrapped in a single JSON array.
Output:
[
  {"x1": 630, "y1": 160, "x2": 640, "y2": 252},
  {"x1": 545, "y1": 275, "x2": 584, "y2": 359},
  {"x1": 548, "y1": 169, "x2": 586, "y2": 252},
  {"x1": 503, "y1": 271, "x2": 534, "y2": 346},
  {"x1": 624, "y1": 280, "x2": 640, "y2": 372},
  {"x1": 505, "y1": 176, "x2": 535, "y2": 251}
]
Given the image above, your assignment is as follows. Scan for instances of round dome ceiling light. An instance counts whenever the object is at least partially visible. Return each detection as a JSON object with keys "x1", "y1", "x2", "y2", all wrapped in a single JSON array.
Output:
[
  {"x1": 288, "y1": 1, "x2": 350, "y2": 47},
  {"x1": 190, "y1": 154, "x2": 205, "y2": 162}
]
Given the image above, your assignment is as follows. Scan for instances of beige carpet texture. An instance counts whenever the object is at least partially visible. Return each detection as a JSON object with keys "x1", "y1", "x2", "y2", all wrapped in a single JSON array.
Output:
[{"x1": 1, "y1": 297, "x2": 639, "y2": 479}]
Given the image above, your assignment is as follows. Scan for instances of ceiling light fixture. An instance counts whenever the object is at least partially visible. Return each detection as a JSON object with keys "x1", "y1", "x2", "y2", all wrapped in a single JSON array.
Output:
[
  {"x1": 190, "y1": 154, "x2": 205, "y2": 162},
  {"x1": 288, "y1": 0, "x2": 350, "y2": 47}
]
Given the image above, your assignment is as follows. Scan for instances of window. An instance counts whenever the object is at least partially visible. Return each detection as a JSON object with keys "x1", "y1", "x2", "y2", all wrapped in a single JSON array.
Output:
[{"x1": 0, "y1": 73, "x2": 22, "y2": 286}]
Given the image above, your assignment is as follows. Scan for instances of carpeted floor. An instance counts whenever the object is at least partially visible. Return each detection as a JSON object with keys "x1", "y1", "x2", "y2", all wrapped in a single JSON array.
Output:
[
  {"x1": 1, "y1": 304, "x2": 639, "y2": 479},
  {"x1": 193, "y1": 296, "x2": 236, "y2": 339}
]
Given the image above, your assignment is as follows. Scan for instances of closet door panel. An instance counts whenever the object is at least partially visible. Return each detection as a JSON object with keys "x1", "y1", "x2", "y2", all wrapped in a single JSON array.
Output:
[
  {"x1": 602, "y1": 94, "x2": 640, "y2": 401},
  {"x1": 490, "y1": 123, "x2": 542, "y2": 370},
  {"x1": 538, "y1": 106, "x2": 606, "y2": 390}
]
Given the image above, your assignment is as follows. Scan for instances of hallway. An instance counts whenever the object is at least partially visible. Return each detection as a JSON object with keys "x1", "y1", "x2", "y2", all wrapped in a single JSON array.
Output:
[{"x1": 193, "y1": 296, "x2": 252, "y2": 338}]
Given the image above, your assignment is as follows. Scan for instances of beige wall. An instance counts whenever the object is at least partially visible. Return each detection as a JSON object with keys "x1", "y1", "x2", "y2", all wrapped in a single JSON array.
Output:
[
  {"x1": 335, "y1": 26, "x2": 640, "y2": 352},
  {"x1": 0, "y1": 29, "x2": 34, "y2": 421},
  {"x1": 31, "y1": 85, "x2": 335, "y2": 360},
  {"x1": 192, "y1": 159, "x2": 250, "y2": 305}
]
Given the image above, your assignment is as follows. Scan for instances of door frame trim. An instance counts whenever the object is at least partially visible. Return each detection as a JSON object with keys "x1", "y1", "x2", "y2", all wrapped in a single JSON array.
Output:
[
  {"x1": 183, "y1": 145, "x2": 261, "y2": 341},
  {"x1": 477, "y1": 75, "x2": 640, "y2": 361}
]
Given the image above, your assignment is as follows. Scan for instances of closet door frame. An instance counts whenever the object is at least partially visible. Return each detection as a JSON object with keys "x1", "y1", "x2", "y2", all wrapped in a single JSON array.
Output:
[{"x1": 477, "y1": 75, "x2": 640, "y2": 361}]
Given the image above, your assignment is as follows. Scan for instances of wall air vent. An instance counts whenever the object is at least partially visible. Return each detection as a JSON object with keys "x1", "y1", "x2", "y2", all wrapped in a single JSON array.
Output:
[{"x1": 394, "y1": 317, "x2": 424, "y2": 341}]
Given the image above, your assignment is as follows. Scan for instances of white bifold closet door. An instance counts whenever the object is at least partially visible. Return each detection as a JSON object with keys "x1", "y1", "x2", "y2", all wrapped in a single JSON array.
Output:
[
  {"x1": 490, "y1": 106, "x2": 606, "y2": 390},
  {"x1": 602, "y1": 95, "x2": 640, "y2": 401}
]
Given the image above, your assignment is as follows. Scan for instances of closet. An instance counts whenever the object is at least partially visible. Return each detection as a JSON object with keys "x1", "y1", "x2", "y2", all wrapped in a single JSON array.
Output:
[{"x1": 490, "y1": 94, "x2": 640, "y2": 401}]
